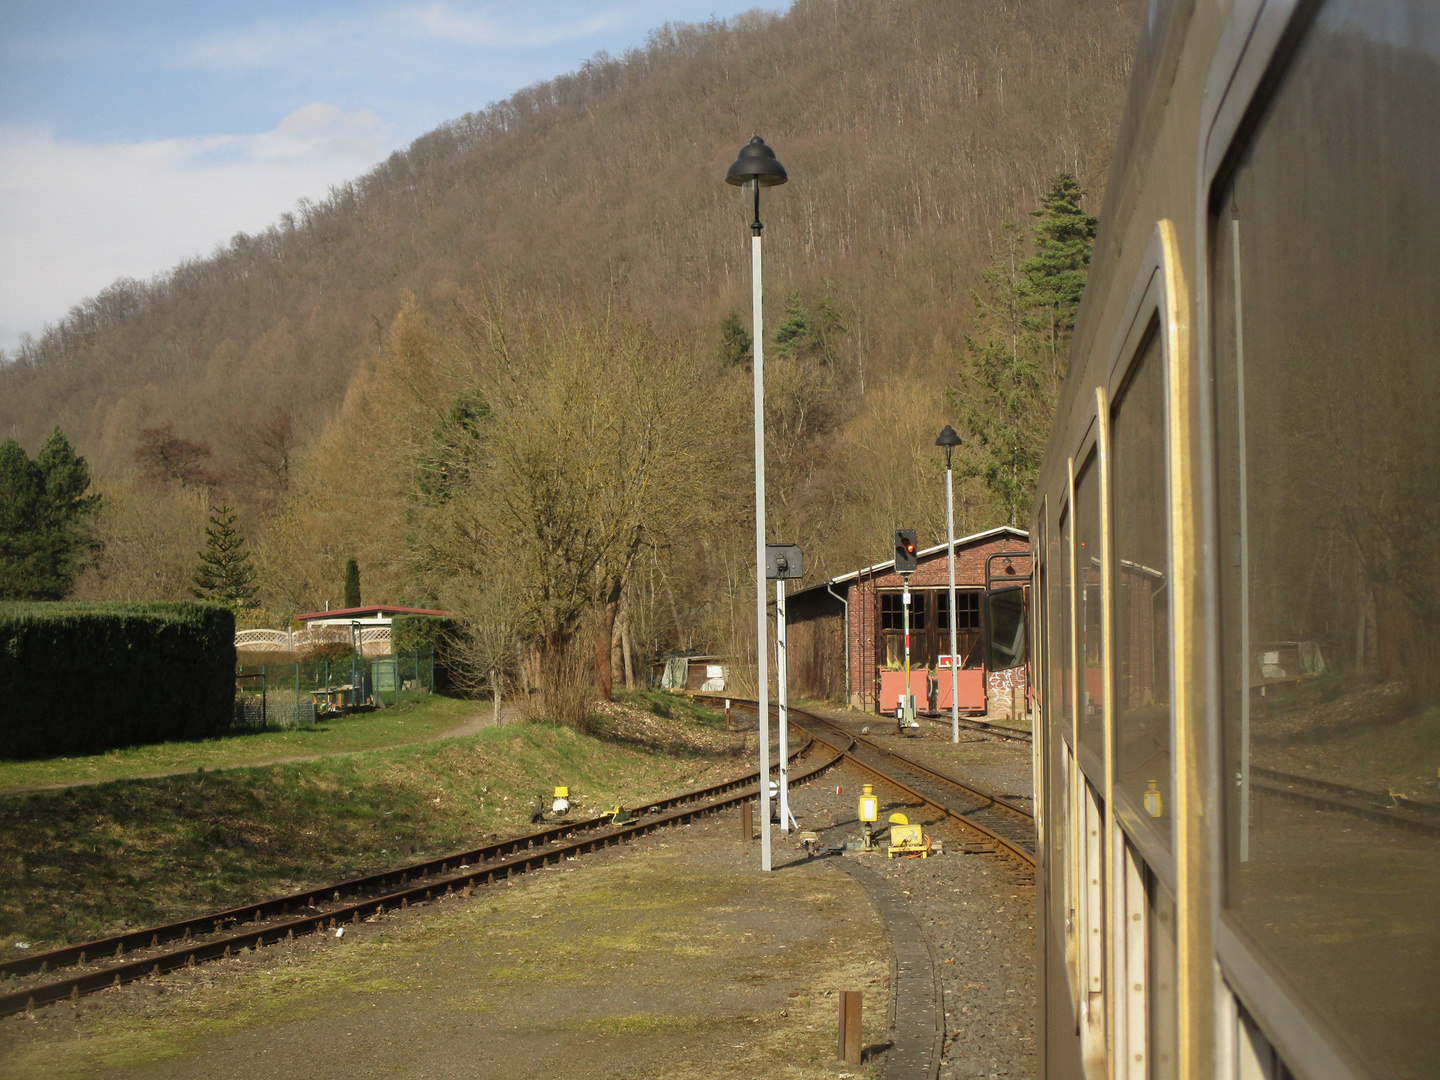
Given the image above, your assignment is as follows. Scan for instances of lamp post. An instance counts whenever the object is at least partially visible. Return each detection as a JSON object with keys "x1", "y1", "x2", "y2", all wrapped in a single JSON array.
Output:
[
  {"x1": 936, "y1": 425, "x2": 963, "y2": 743},
  {"x1": 726, "y1": 135, "x2": 787, "y2": 872}
]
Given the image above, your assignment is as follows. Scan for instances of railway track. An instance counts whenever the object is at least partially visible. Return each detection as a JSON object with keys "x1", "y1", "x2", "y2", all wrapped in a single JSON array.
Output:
[
  {"x1": 700, "y1": 697, "x2": 1036, "y2": 868},
  {"x1": 1251, "y1": 764, "x2": 1440, "y2": 837},
  {"x1": 917, "y1": 713, "x2": 1033, "y2": 744},
  {"x1": 0, "y1": 732, "x2": 843, "y2": 1019}
]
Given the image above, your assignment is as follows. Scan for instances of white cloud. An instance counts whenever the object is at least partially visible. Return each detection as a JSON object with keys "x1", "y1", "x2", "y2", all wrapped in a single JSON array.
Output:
[
  {"x1": 0, "y1": 106, "x2": 392, "y2": 352},
  {"x1": 179, "y1": 3, "x2": 629, "y2": 74}
]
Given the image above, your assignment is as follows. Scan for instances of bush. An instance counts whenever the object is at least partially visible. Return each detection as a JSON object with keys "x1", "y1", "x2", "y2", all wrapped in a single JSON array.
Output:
[
  {"x1": 390, "y1": 614, "x2": 450, "y2": 653},
  {"x1": 0, "y1": 601, "x2": 235, "y2": 759}
]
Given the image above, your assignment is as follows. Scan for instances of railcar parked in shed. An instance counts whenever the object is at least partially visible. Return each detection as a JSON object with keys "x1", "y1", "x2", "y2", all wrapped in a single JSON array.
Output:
[{"x1": 1006, "y1": 2, "x2": 1440, "y2": 1078}]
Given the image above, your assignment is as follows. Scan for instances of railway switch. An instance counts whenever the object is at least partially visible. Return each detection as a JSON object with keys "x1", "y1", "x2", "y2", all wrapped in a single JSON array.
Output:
[
  {"x1": 858, "y1": 783, "x2": 878, "y2": 850},
  {"x1": 886, "y1": 812, "x2": 928, "y2": 858}
]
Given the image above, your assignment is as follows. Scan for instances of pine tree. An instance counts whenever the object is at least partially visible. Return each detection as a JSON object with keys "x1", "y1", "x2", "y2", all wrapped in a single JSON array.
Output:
[
  {"x1": 1023, "y1": 175, "x2": 1098, "y2": 378},
  {"x1": 191, "y1": 501, "x2": 257, "y2": 608},
  {"x1": 717, "y1": 308, "x2": 752, "y2": 368},
  {"x1": 953, "y1": 176, "x2": 1097, "y2": 526},
  {"x1": 956, "y1": 223, "x2": 1045, "y2": 526},
  {"x1": 772, "y1": 292, "x2": 809, "y2": 358},
  {"x1": 0, "y1": 427, "x2": 101, "y2": 600},
  {"x1": 344, "y1": 558, "x2": 362, "y2": 608}
]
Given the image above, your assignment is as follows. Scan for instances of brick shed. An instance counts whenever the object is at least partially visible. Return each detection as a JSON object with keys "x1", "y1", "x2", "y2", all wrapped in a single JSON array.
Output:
[{"x1": 784, "y1": 526, "x2": 1031, "y2": 716}]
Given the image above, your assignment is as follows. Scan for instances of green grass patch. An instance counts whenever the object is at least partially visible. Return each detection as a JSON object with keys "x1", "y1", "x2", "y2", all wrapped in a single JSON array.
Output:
[
  {"x1": 0, "y1": 693, "x2": 480, "y2": 794},
  {"x1": 0, "y1": 714, "x2": 740, "y2": 951}
]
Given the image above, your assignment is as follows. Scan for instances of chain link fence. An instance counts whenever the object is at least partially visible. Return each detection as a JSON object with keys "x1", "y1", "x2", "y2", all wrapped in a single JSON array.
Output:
[{"x1": 234, "y1": 648, "x2": 435, "y2": 729}]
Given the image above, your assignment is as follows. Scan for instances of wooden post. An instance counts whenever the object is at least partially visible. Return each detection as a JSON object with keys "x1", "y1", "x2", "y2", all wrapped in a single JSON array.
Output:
[
  {"x1": 838, "y1": 990, "x2": 862, "y2": 1064},
  {"x1": 741, "y1": 800, "x2": 753, "y2": 842}
]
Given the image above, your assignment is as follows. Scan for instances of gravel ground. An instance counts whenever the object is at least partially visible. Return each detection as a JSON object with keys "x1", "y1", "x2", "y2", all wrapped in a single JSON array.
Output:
[{"x1": 782, "y1": 751, "x2": 1037, "y2": 1080}]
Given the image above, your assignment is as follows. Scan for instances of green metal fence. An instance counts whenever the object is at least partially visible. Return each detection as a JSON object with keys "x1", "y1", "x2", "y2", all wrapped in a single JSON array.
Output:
[{"x1": 234, "y1": 648, "x2": 434, "y2": 728}]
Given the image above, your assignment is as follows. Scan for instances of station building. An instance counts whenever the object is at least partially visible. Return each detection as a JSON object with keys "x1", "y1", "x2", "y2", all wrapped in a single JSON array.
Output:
[{"x1": 784, "y1": 526, "x2": 1031, "y2": 718}]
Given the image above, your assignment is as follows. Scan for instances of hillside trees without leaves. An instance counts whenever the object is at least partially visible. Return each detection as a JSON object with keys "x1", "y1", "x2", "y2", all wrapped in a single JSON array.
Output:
[{"x1": 0, "y1": 0, "x2": 1138, "y2": 699}]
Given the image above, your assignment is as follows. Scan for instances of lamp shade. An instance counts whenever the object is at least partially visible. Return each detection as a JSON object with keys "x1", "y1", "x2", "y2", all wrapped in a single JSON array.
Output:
[
  {"x1": 935, "y1": 424, "x2": 962, "y2": 448},
  {"x1": 726, "y1": 136, "x2": 788, "y2": 187}
]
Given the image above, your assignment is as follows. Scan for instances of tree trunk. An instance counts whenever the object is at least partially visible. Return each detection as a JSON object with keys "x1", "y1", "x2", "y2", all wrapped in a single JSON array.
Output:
[
  {"x1": 610, "y1": 600, "x2": 625, "y2": 693},
  {"x1": 491, "y1": 668, "x2": 502, "y2": 727},
  {"x1": 621, "y1": 606, "x2": 635, "y2": 691},
  {"x1": 595, "y1": 603, "x2": 616, "y2": 702}
]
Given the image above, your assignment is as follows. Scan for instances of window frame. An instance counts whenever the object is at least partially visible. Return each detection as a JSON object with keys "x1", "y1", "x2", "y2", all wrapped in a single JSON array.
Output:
[{"x1": 1196, "y1": 3, "x2": 1374, "y2": 1079}]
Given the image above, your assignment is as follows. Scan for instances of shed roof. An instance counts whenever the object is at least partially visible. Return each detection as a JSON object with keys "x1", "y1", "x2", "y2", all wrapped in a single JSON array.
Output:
[
  {"x1": 788, "y1": 525, "x2": 1030, "y2": 602},
  {"x1": 293, "y1": 605, "x2": 455, "y2": 622}
]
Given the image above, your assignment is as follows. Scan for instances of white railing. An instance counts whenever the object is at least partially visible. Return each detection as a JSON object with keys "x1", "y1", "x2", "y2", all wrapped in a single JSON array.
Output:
[{"x1": 235, "y1": 626, "x2": 392, "y2": 655}]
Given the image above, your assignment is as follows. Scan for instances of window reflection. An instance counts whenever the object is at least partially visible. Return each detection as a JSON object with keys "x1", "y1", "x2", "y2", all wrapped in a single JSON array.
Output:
[
  {"x1": 1212, "y1": 1, "x2": 1440, "y2": 1073},
  {"x1": 1112, "y1": 332, "x2": 1173, "y2": 848},
  {"x1": 1075, "y1": 457, "x2": 1104, "y2": 758}
]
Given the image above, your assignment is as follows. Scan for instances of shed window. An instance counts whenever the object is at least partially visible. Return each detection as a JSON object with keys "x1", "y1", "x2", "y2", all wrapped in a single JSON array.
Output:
[
  {"x1": 937, "y1": 591, "x2": 981, "y2": 631},
  {"x1": 879, "y1": 592, "x2": 926, "y2": 630}
]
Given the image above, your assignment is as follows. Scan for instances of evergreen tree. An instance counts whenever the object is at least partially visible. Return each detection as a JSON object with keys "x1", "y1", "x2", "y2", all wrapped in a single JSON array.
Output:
[
  {"x1": 344, "y1": 558, "x2": 362, "y2": 608},
  {"x1": 953, "y1": 176, "x2": 1097, "y2": 526},
  {"x1": 717, "y1": 308, "x2": 752, "y2": 368},
  {"x1": 415, "y1": 389, "x2": 490, "y2": 505},
  {"x1": 191, "y1": 501, "x2": 257, "y2": 608},
  {"x1": 0, "y1": 427, "x2": 101, "y2": 599},
  {"x1": 772, "y1": 292, "x2": 809, "y2": 359},
  {"x1": 1023, "y1": 175, "x2": 1099, "y2": 376}
]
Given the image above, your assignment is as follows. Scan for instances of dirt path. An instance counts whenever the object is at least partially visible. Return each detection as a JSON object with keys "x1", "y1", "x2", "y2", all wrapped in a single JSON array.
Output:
[{"x1": 0, "y1": 704, "x2": 522, "y2": 797}]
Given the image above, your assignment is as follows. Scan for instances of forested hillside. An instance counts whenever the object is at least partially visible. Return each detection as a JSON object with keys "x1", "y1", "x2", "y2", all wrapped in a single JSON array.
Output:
[{"x1": 0, "y1": 0, "x2": 1139, "y2": 701}]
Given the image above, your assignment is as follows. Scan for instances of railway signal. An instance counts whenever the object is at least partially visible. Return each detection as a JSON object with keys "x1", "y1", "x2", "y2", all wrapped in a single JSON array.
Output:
[
  {"x1": 894, "y1": 530, "x2": 918, "y2": 730},
  {"x1": 894, "y1": 529, "x2": 918, "y2": 573}
]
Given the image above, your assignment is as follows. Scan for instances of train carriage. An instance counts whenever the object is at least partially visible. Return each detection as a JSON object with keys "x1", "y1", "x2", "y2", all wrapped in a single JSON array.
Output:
[{"x1": 1014, "y1": 2, "x2": 1440, "y2": 1078}]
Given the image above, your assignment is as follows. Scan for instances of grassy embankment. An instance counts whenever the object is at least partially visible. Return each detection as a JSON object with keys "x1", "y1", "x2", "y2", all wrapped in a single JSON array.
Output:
[
  {"x1": 0, "y1": 692, "x2": 738, "y2": 950},
  {"x1": 0, "y1": 693, "x2": 481, "y2": 793}
]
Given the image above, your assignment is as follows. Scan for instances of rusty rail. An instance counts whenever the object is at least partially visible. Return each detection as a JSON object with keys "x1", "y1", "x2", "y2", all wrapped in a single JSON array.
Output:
[{"x1": 701, "y1": 695, "x2": 1035, "y2": 867}]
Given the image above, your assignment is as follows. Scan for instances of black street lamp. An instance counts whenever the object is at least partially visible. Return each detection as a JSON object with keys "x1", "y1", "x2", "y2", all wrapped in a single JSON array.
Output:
[{"x1": 725, "y1": 135, "x2": 787, "y2": 872}]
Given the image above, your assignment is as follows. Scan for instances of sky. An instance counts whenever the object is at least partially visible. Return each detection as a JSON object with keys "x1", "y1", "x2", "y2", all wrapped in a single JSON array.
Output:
[{"x1": 0, "y1": 1, "x2": 784, "y2": 354}]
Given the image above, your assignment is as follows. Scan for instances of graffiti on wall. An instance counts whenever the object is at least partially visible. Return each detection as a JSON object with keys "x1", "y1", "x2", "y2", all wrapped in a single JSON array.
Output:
[{"x1": 986, "y1": 667, "x2": 1029, "y2": 717}]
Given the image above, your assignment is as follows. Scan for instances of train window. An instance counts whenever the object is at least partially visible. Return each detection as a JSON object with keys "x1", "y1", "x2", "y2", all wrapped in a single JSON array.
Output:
[
  {"x1": 1110, "y1": 330, "x2": 1173, "y2": 850},
  {"x1": 1211, "y1": 1, "x2": 1440, "y2": 1073},
  {"x1": 1075, "y1": 455, "x2": 1105, "y2": 759},
  {"x1": 1058, "y1": 506, "x2": 1074, "y2": 746}
]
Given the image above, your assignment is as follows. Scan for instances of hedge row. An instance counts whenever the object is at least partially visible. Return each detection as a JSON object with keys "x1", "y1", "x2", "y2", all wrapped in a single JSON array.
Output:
[{"x1": 0, "y1": 601, "x2": 235, "y2": 760}]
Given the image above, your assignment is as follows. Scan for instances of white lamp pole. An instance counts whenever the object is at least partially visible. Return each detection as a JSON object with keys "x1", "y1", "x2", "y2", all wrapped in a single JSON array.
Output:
[
  {"x1": 777, "y1": 576, "x2": 789, "y2": 832},
  {"x1": 937, "y1": 425, "x2": 963, "y2": 742},
  {"x1": 727, "y1": 136, "x2": 788, "y2": 872}
]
